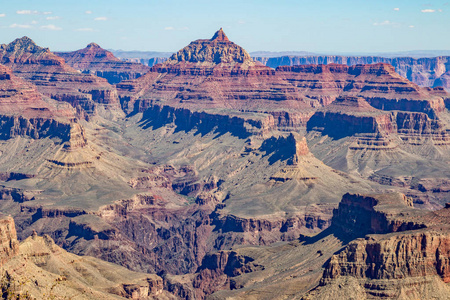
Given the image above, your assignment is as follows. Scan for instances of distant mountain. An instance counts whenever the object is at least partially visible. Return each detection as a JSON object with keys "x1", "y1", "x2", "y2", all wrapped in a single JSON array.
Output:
[
  {"x1": 249, "y1": 51, "x2": 318, "y2": 57},
  {"x1": 108, "y1": 49, "x2": 173, "y2": 59},
  {"x1": 0, "y1": 36, "x2": 122, "y2": 119},
  {"x1": 251, "y1": 50, "x2": 450, "y2": 58},
  {"x1": 108, "y1": 49, "x2": 172, "y2": 66},
  {"x1": 332, "y1": 50, "x2": 450, "y2": 58},
  {"x1": 56, "y1": 43, "x2": 150, "y2": 84},
  {"x1": 253, "y1": 55, "x2": 450, "y2": 90}
]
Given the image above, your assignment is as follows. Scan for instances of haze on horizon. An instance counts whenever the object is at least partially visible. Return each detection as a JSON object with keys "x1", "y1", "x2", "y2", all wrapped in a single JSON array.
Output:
[{"x1": 0, "y1": 0, "x2": 449, "y2": 54}]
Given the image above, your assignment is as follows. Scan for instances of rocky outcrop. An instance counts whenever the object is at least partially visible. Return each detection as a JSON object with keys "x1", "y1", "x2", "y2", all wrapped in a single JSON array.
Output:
[
  {"x1": 304, "y1": 193, "x2": 450, "y2": 299},
  {"x1": 56, "y1": 43, "x2": 151, "y2": 84},
  {"x1": 254, "y1": 55, "x2": 450, "y2": 90},
  {"x1": 167, "y1": 28, "x2": 252, "y2": 65},
  {"x1": 306, "y1": 97, "x2": 395, "y2": 139},
  {"x1": 192, "y1": 251, "x2": 263, "y2": 298},
  {"x1": 331, "y1": 193, "x2": 423, "y2": 237},
  {"x1": 0, "y1": 115, "x2": 71, "y2": 141},
  {"x1": 213, "y1": 212, "x2": 330, "y2": 235},
  {"x1": 395, "y1": 111, "x2": 450, "y2": 144},
  {"x1": 322, "y1": 231, "x2": 450, "y2": 283},
  {"x1": 306, "y1": 95, "x2": 450, "y2": 142},
  {"x1": 0, "y1": 225, "x2": 169, "y2": 299},
  {"x1": 0, "y1": 215, "x2": 19, "y2": 265},
  {"x1": 0, "y1": 187, "x2": 35, "y2": 203}
]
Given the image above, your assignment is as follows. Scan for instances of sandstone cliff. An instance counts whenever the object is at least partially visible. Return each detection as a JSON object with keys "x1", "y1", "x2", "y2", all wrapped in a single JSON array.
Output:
[{"x1": 304, "y1": 193, "x2": 450, "y2": 299}]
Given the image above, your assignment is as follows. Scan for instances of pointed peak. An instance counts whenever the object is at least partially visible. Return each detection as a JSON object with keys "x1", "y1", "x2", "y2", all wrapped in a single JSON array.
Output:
[
  {"x1": 87, "y1": 42, "x2": 101, "y2": 48},
  {"x1": 10, "y1": 36, "x2": 37, "y2": 47},
  {"x1": 6, "y1": 36, "x2": 46, "y2": 53},
  {"x1": 210, "y1": 28, "x2": 229, "y2": 42}
]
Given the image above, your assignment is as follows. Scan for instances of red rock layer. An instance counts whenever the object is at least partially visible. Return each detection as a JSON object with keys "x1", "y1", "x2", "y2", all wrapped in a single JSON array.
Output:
[
  {"x1": 278, "y1": 63, "x2": 446, "y2": 117},
  {"x1": 301, "y1": 193, "x2": 450, "y2": 299},
  {"x1": 254, "y1": 55, "x2": 450, "y2": 90},
  {"x1": 117, "y1": 30, "x2": 449, "y2": 139},
  {"x1": 323, "y1": 231, "x2": 450, "y2": 283},
  {"x1": 0, "y1": 64, "x2": 73, "y2": 140},
  {"x1": 56, "y1": 43, "x2": 151, "y2": 84},
  {"x1": 318, "y1": 192, "x2": 450, "y2": 285},
  {"x1": 0, "y1": 37, "x2": 122, "y2": 117}
]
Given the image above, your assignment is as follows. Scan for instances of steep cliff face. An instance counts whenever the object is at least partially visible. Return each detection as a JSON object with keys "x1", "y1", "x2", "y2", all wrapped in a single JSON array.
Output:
[
  {"x1": 116, "y1": 28, "x2": 313, "y2": 116},
  {"x1": 306, "y1": 95, "x2": 450, "y2": 144},
  {"x1": 0, "y1": 215, "x2": 19, "y2": 265},
  {"x1": 0, "y1": 37, "x2": 123, "y2": 118},
  {"x1": 322, "y1": 231, "x2": 450, "y2": 282},
  {"x1": 304, "y1": 193, "x2": 450, "y2": 299},
  {"x1": 56, "y1": 43, "x2": 151, "y2": 84},
  {"x1": 139, "y1": 103, "x2": 277, "y2": 138},
  {"x1": 192, "y1": 250, "x2": 263, "y2": 298},
  {"x1": 0, "y1": 64, "x2": 73, "y2": 141},
  {"x1": 331, "y1": 193, "x2": 423, "y2": 237},
  {"x1": 254, "y1": 55, "x2": 450, "y2": 90},
  {"x1": 118, "y1": 39, "x2": 449, "y2": 137},
  {"x1": 279, "y1": 63, "x2": 446, "y2": 118}
]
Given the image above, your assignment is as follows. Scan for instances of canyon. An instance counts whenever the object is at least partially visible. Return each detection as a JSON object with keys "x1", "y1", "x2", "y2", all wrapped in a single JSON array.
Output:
[
  {"x1": 0, "y1": 28, "x2": 449, "y2": 299},
  {"x1": 253, "y1": 55, "x2": 450, "y2": 90}
]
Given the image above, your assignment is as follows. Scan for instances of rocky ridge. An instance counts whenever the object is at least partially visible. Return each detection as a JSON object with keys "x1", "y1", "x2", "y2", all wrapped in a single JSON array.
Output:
[
  {"x1": 56, "y1": 43, "x2": 151, "y2": 84},
  {"x1": 0, "y1": 36, "x2": 122, "y2": 119},
  {"x1": 254, "y1": 55, "x2": 450, "y2": 90},
  {"x1": 167, "y1": 28, "x2": 253, "y2": 65}
]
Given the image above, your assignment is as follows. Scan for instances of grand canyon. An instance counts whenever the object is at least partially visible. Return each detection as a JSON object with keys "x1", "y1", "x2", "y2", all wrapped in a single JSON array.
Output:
[{"x1": 0, "y1": 23, "x2": 450, "y2": 300}]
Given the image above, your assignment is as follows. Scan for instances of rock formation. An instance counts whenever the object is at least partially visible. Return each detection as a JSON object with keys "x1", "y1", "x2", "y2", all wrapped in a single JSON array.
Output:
[
  {"x1": 56, "y1": 43, "x2": 151, "y2": 84},
  {"x1": 303, "y1": 192, "x2": 450, "y2": 299},
  {"x1": 1, "y1": 30, "x2": 450, "y2": 300},
  {"x1": 118, "y1": 30, "x2": 449, "y2": 143},
  {"x1": 167, "y1": 28, "x2": 252, "y2": 64},
  {"x1": 0, "y1": 64, "x2": 74, "y2": 141},
  {"x1": 0, "y1": 37, "x2": 122, "y2": 119},
  {"x1": 254, "y1": 54, "x2": 450, "y2": 90},
  {"x1": 0, "y1": 215, "x2": 18, "y2": 265},
  {"x1": 0, "y1": 216, "x2": 170, "y2": 299}
]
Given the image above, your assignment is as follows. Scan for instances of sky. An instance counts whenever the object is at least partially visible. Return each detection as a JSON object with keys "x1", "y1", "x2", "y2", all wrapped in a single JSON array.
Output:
[{"x1": 0, "y1": 0, "x2": 449, "y2": 53}]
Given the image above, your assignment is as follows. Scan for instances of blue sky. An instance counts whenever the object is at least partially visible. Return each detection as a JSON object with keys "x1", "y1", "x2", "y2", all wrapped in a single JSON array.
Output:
[{"x1": 0, "y1": 0, "x2": 449, "y2": 53}]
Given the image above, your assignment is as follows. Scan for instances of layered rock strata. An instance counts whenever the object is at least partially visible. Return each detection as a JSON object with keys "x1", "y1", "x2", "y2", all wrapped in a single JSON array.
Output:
[
  {"x1": 0, "y1": 64, "x2": 74, "y2": 141},
  {"x1": 254, "y1": 55, "x2": 450, "y2": 90},
  {"x1": 304, "y1": 193, "x2": 450, "y2": 299},
  {"x1": 117, "y1": 30, "x2": 449, "y2": 143},
  {"x1": 56, "y1": 43, "x2": 151, "y2": 84},
  {"x1": 0, "y1": 37, "x2": 122, "y2": 118}
]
